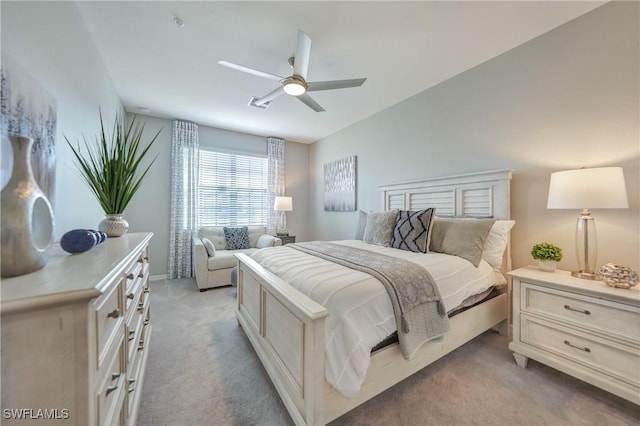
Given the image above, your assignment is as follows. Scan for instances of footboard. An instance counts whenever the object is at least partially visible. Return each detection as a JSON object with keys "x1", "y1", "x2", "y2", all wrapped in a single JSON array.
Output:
[{"x1": 235, "y1": 253, "x2": 329, "y2": 425}]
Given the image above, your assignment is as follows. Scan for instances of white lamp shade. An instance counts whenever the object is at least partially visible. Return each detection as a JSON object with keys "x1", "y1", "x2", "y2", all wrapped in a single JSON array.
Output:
[
  {"x1": 274, "y1": 196, "x2": 293, "y2": 211},
  {"x1": 547, "y1": 167, "x2": 629, "y2": 209}
]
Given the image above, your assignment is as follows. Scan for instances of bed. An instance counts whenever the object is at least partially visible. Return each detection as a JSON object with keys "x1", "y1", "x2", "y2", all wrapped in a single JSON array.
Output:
[{"x1": 235, "y1": 169, "x2": 513, "y2": 425}]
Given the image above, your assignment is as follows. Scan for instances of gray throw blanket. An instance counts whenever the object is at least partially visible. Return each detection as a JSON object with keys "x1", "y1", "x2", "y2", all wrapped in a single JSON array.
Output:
[{"x1": 288, "y1": 242, "x2": 450, "y2": 359}]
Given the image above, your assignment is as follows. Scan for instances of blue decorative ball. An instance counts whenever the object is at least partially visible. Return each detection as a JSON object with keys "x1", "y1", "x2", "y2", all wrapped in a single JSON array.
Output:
[{"x1": 61, "y1": 229, "x2": 98, "y2": 254}]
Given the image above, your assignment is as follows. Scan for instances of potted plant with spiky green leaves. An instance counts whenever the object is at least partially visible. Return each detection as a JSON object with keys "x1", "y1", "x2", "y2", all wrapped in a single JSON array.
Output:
[{"x1": 66, "y1": 112, "x2": 161, "y2": 237}]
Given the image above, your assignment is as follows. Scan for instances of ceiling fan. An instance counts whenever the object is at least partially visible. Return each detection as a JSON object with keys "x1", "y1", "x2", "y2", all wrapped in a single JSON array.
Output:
[{"x1": 218, "y1": 30, "x2": 366, "y2": 112}]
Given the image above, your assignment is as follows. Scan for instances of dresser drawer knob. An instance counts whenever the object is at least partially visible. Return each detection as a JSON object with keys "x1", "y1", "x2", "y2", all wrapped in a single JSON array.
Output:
[
  {"x1": 138, "y1": 341, "x2": 145, "y2": 351},
  {"x1": 128, "y1": 330, "x2": 136, "y2": 341},
  {"x1": 127, "y1": 292, "x2": 135, "y2": 300},
  {"x1": 137, "y1": 258, "x2": 144, "y2": 263},
  {"x1": 564, "y1": 340, "x2": 591, "y2": 352},
  {"x1": 127, "y1": 273, "x2": 134, "y2": 280},
  {"x1": 143, "y1": 288, "x2": 150, "y2": 294},
  {"x1": 106, "y1": 385, "x2": 119, "y2": 396},
  {"x1": 563, "y1": 305, "x2": 590, "y2": 315},
  {"x1": 111, "y1": 373, "x2": 121, "y2": 381},
  {"x1": 107, "y1": 308, "x2": 120, "y2": 319}
]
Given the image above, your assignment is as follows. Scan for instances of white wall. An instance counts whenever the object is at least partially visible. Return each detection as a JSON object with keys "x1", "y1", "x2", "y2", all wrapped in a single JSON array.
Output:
[
  {"x1": 310, "y1": 1, "x2": 639, "y2": 272},
  {"x1": 1, "y1": 2, "x2": 123, "y2": 238},
  {"x1": 1, "y1": 1, "x2": 310, "y2": 278},
  {"x1": 125, "y1": 115, "x2": 310, "y2": 276}
]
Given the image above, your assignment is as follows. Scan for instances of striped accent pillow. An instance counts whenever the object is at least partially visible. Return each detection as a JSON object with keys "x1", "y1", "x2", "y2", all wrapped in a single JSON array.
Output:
[{"x1": 391, "y1": 208, "x2": 435, "y2": 253}]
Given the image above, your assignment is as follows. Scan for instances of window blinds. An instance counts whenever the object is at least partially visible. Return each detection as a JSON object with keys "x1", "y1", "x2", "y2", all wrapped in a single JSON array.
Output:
[{"x1": 198, "y1": 149, "x2": 268, "y2": 227}]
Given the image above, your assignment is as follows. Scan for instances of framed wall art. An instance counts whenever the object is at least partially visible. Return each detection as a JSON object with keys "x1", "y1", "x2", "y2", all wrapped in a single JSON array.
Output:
[
  {"x1": 323, "y1": 155, "x2": 356, "y2": 211},
  {"x1": 1, "y1": 54, "x2": 57, "y2": 207}
]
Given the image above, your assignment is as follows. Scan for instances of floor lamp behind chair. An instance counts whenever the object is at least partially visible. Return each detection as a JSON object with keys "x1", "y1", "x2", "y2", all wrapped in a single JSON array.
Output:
[
  {"x1": 547, "y1": 167, "x2": 629, "y2": 280},
  {"x1": 274, "y1": 196, "x2": 293, "y2": 236}
]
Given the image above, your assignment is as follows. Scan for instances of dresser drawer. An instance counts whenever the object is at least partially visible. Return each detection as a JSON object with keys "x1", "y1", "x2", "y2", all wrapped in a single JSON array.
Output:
[
  {"x1": 94, "y1": 278, "x2": 124, "y2": 367},
  {"x1": 521, "y1": 315, "x2": 639, "y2": 387},
  {"x1": 521, "y1": 282, "x2": 640, "y2": 344},
  {"x1": 97, "y1": 339, "x2": 126, "y2": 426}
]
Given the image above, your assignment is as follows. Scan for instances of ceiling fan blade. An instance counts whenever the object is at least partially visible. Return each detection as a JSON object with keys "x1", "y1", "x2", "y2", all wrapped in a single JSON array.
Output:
[
  {"x1": 297, "y1": 93, "x2": 325, "y2": 112},
  {"x1": 293, "y1": 30, "x2": 311, "y2": 79},
  {"x1": 218, "y1": 60, "x2": 283, "y2": 81},
  {"x1": 253, "y1": 86, "x2": 285, "y2": 106},
  {"x1": 307, "y1": 78, "x2": 367, "y2": 92}
]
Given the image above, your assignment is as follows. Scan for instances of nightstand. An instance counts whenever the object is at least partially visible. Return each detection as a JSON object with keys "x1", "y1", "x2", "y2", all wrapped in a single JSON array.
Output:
[
  {"x1": 277, "y1": 235, "x2": 296, "y2": 245},
  {"x1": 508, "y1": 266, "x2": 640, "y2": 405}
]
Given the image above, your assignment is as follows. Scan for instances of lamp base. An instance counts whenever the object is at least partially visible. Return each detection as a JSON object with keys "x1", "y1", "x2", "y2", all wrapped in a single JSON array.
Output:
[{"x1": 571, "y1": 270, "x2": 599, "y2": 280}]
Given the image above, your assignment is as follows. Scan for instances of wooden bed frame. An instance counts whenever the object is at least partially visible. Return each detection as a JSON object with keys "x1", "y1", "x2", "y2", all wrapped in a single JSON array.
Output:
[{"x1": 235, "y1": 169, "x2": 513, "y2": 425}]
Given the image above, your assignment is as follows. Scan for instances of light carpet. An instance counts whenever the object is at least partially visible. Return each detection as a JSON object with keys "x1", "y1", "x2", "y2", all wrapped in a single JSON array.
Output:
[{"x1": 137, "y1": 278, "x2": 639, "y2": 426}]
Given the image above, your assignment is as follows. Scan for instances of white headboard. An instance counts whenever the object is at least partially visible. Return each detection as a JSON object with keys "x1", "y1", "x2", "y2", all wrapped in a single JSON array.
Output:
[{"x1": 379, "y1": 169, "x2": 512, "y2": 220}]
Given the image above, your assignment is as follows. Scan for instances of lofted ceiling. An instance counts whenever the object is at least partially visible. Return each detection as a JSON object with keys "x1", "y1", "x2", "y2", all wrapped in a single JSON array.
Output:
[{"x1": 76, "y1": 1, "x2": 605, "y2": 143}]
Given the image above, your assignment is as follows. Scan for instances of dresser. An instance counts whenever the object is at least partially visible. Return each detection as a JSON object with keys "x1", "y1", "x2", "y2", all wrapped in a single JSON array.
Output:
[
  {"x1": 1, "y1": 232, "x2": 153, "y2": 425},
  {"x1": 509, "y1": 267, "x2": 640, "y2": 405}
]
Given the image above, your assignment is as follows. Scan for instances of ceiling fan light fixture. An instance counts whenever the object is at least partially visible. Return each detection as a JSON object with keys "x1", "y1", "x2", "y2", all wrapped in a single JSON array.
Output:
[{"x1": 282, "y1": 76, "x2": 307, "y2": 96}]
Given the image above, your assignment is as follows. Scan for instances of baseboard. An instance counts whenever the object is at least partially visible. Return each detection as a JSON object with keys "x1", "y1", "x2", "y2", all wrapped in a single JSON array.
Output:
[{"x1": 150, "y1": 274, "x2": 167, "y2": 282}]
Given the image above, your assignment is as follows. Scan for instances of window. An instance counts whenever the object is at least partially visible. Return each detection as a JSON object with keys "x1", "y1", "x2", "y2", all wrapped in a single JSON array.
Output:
[{"x1": 198, "y1": 149, "x2": 268, "y2": 227}]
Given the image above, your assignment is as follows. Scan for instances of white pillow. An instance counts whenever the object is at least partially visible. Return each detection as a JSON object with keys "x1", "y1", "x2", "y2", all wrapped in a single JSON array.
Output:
[
  {"x1": 256, "y1": 234, "x2": 276, "y2": 249},
  {"x1": 482, "y1": 220, "x2": 515, "y2": 268},
  {"x1": 354, "y1": 210, "x2": 368, "y2": 240},
  {"x1": 201, "y1": 237, "x2": 216, "y2": 257}
]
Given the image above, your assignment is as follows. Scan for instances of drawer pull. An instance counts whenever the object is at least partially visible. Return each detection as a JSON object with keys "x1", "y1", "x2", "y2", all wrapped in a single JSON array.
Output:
[
  {"x1": 143, "y1": 288, "x2": 150, "y2": 294},
  {"x1": 128, "y1": 330, "x2": 136, "y2": 341},
  {"x1": 111, "y1": 373, "x2": 121, "y2": 381},
  {"x1": 564, "y1": 340, "x2": 591, "y2": 353},
  {"x1": 138, "y1": 272, "x2": 144, "y2": 278},
  {"x1": 106, "y1": 385, "x2": 119, "y2": 396},
  {"x1": 137, "y1": 257, "x2": 144, "y2": 263},
  {"x1": 563, "y1": 305, "x2": 590, "y2": 315},
  {"x1": 127, "y1": 293, "x2": 135, "y2": 300},
  {"x1": 107, "y1": 308, "x2": 120, "y2": 319},
  {"x1": 144, "y1": 256, "x2": 149, "y2": 261},
  {"x1": 138, "y1": 341, "x2": 145, "y2": 351},
  {"x1": 144, "y1": 319, "x2": 150, "y2": 326}
]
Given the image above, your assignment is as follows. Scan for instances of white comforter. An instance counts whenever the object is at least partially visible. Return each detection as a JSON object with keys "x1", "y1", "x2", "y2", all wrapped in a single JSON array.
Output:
[{"x1": 250, "y1": 240, "x2": 504, "y2": 398}]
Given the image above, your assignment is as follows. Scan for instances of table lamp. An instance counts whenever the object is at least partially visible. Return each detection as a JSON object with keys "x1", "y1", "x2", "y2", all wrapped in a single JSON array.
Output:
[
  {"x1": 274, "y1": 196, "x2": 293, "y2": 236},
  {"x1": 547, "y1": 167, "x2": 628, "y2": 279}
]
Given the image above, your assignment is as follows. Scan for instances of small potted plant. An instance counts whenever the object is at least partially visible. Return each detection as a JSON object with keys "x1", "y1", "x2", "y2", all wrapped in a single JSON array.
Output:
[
  {"x1": 66, "y1": 111, "x2": 161, "y2": 237},
  {"x1": 531, "y1": 242, "x2": 563, "y2": 272}
]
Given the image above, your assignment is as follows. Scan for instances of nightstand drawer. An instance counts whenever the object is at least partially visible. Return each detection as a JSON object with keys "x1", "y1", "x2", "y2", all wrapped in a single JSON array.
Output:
[
  {"x1": 522, "y1": 282, "x2": 640, "y2": 344},
  {"x1": 522, "y1": 316, "x2": 639, "y2": 387}
]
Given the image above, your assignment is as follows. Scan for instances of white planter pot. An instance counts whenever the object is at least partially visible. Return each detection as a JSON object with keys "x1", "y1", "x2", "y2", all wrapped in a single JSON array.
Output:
[{"x1": 538, "y1": 260, "x2": 557, "y2": 272}]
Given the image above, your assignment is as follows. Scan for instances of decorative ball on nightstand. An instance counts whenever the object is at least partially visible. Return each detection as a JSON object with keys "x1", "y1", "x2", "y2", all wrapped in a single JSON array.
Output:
[{"x1": 599, "y1": 263, "x2": 638, "y2": 289}]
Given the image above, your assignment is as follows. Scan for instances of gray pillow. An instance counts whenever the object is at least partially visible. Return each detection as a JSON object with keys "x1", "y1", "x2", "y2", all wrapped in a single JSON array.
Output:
[
  {"x1": 363, "y1": 210, "x2": 399, "y2": 247},
  {"x1": 201, "y1": 237, "x2": 215, "y2": 257},
  {"x1": 354, "y1": 210, "x2": 368, "y2": 240},
  {"x1": 429, "y1": 218, "x2": 496, "y2": 267},
  {"x1": 390, "y1": 208, "x2": 435, "y2": 253}
]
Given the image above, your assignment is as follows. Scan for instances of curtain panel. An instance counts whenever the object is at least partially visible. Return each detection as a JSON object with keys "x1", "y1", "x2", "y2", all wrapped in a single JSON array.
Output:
[
  {"x1": 267, "y1": 137, "x2": 285, "y2": 235},
  {"x1": 167, "y1": 120, "x2": 199, "y2": 279}
]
